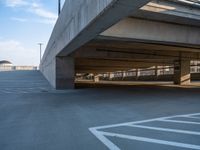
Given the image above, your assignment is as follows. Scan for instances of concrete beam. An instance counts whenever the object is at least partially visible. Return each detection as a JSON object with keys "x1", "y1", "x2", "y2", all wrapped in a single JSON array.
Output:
[
  {"x1": 75, "y1": 44, "x2": 200, "y2": 60},
  {"x1": 133, "y1": 0, "x2": 200, "y2": 27},
  {"x1": 101, "y1": 18, "x2": 200, "y2": 46},
  {"x1": 76, "y1": 65, "x2": 150, "y2": 73},
  {"x1": 75, "y1": 58, "x2": 173, "y2": 66},
  {"x1": 89, "y1": 36, "x2": 200, "y2": 52}
]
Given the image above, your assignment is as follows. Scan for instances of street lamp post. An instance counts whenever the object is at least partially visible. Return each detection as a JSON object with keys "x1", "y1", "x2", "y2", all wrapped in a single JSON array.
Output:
[
  {"x1": 38, "y1": 43, "x2": 43, "y2": 65},
  {"x1": 58, "y1": 0, "x2": 61, "y2": 15}
]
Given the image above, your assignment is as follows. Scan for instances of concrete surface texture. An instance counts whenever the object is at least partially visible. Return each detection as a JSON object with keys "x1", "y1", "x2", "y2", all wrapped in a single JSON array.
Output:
[
  {"x1": 0, "y1": 71, "x2": 53, "y2": 93},
  {"x1": 0, "y1": 71, "x2": 200, "y2": 150},
  {"x1": 40, "y1": 0, "x2": 150, "y2": 88},
  {"x1": 40, "y1": 0, "x2": 200, "y2": 89}
]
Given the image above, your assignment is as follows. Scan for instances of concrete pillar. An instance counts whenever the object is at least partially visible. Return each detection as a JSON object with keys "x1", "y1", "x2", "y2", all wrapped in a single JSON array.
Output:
[
  {"x1": 109, "y1": 73, "x2": 114, "y2": 81},
  {"x1": 136, "y1": 69, "x2": 140, "y2": 80},
  {"x1": 155, "y1": 66, "x2": 160, "y2": 80},
  {"x1": 174, "y1": 59, "x2": 191, "y2": 85},
  {"x1": 94, "y1": 75, "x2": 100, "y2": 82},
  {"x1": 122, "y1": 71, "x2": 126, "y2": 80},
  {"x1": 56, "y1": 56, "x2": 75, "y2": 89}
]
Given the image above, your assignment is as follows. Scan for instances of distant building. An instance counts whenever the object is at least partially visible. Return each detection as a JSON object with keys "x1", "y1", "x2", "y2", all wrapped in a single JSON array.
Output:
[
  {"x1": 0, "y1": 60, "x2": 37, "y2": 71},
  {"x1": 0, "y1": 60, "x2": 13, "y2": 67}
]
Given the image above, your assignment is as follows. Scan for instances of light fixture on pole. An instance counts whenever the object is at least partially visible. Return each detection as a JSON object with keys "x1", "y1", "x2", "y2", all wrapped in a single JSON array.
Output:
[{"x1": 38, "y1": 43, "x2": 43, "y2": 64}]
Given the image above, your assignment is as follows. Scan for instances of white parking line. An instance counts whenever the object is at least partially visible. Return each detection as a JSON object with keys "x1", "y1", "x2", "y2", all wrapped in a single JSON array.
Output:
[
  {"x1": 93, "y1": 115, "x2": 180, "y2": 130},
  {"x1": 183, "y1": 114, "x2": 200, "y2": 118},
  {"x1": 186, "y1": 116, "x2": 200, "y2": 119},
  {"x1": 101, "y1": 131, "x2": 200, "y2": 150},
  {"x1": 160, "y1": 119, "x2": 200, "y2": 125},
  {"x1": 89, "y1": 112, "x2": 200, "y2": 150},
  {"x1": 89, "y1": 128, "x2": 120, "y2": 150},
  {"x1": 127, "y1": 124, "x2": 200, "y2": 135}
]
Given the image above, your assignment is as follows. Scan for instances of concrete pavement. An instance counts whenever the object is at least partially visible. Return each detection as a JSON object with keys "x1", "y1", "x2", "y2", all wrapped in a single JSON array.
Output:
[{"x1": 0, "y1": 71, "x2": 200, "y2": 150}]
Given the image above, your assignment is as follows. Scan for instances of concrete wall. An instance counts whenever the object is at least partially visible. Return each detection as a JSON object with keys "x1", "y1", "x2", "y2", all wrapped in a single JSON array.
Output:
[
  {"x1": 40, "y1": 0, "x2": 113, "y2": 87},
  {"x1": 40, "y1": 0, "x2": 150, "y2": 88}
]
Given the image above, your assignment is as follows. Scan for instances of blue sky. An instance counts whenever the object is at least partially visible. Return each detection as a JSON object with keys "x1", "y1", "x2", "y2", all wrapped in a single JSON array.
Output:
[{"x1": 0, "y1": 0, "x2": 64, "y2": 66}]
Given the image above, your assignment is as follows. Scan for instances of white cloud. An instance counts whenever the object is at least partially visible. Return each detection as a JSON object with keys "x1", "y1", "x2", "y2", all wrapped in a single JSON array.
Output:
[
  {"x1": 34, "y1": 19, "x2": 57, "y2": 25},
  {"x1": 0, "y1": 40, "x2": 39, "y2": 66},
  {"x1": 30, "y1": 4, "x2": 57, "y2": 20},
  {"x1": 11, "y1": 17, "x2": 56, "y2": 25},
  {"x1": 11, "y1": 17, "x2": 27, "y2": 22},
  {"x1": 6, "y1": 0, "x2": 28, "y2": 7},
  {"x1": 0, "y1": 40, "x2": 24, "y2": 51},
  {"x1": 6, "y1": 0, "x2": 57, "y2": 24}
]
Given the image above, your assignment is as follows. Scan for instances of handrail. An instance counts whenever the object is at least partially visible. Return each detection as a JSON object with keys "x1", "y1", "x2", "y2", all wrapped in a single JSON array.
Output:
[{"x1": 169, "y1": 0, "x2": 200, "y2": 8}]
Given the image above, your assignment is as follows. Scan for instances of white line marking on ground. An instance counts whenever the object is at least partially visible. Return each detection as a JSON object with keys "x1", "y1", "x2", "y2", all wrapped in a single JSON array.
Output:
[
  {"x1": 89, "y1": 112, "x2": 200, "y2": 150},
  {"x1": 93, "y1": 113, "x2": 200, "y2": 130},
  {"x1": 89, "y1": 128, "x2": 121, "y2": 150},
  {"x1": 93, "y1": 116, "x2": 178, "y2": 130},
  {"x1": 183, "y1": 114, "x2": 200, "y2": 117},
  {"x1": 185, "y1": 116, "x2": 200, "y2": 119},
  {"x1": 127, "y1": 124, "x2": 200, "y2": 135},
  {"x1": 101, "y1": 131, "x2": 200, "y2": 150},
  {"x1": 160, "y1": 119, "x2": 200, "y2": 125}
]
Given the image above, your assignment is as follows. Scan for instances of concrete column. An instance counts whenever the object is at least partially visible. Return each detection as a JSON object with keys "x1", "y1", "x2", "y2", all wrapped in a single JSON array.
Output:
[
  {"x1": 109, "y1": 73, "x2": 114, "y2": 81},
  {"x1": 56, "y1": 56, "x2": 75, "y2": 89},
  {"x1": 174, "y1": 59, "x2": 191, "y2": 85},
  {"x1": 155, "y1": 66, "x2": 158, "y2": 79},
  {"x1": 136, "y1": 69, "x2": 140, "y2": 81},
  {"x1": 94, "y1": 75, "x2": 100, "y2": 82},
  {"x1": 122, "y1": 71, "x2": 126, "y2": 80}
]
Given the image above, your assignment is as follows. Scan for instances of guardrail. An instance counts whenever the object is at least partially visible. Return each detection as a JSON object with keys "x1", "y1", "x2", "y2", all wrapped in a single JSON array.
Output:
[
  {"x1": 101, "y1": 64, "x2": 200, "y2": 78},
  {"x1": 0, "y1": 66, "x2": 38, "y2": 71},
  {"x1": 170, "y1": 0, "x2": 200, "y2": 8}
]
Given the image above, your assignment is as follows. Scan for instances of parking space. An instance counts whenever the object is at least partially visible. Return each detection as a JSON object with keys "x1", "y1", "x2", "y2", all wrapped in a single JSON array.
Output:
[
  {"x1": 89, "y1": 113, "x2": 200, "y2": 150},
  {"x1": 0, "y1": 71, "x2": 200, "y2": 150}
]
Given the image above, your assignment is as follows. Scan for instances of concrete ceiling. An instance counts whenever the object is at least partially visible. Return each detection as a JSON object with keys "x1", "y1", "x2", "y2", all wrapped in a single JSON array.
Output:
[
  {"x1": 74, "y1": 36, "x2": 200, "y2": 73},
  {"x1": 133, "y1": 0, "x2": 200, "y2": 26}
]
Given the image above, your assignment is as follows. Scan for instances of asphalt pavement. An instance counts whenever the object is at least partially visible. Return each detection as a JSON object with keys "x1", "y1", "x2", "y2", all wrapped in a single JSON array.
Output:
[{"x1": 0, "y1": 71, "x2": 200, "y2": 150}]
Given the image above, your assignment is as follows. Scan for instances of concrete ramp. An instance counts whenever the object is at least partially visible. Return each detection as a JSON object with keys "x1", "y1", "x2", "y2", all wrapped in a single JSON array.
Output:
[
  {"x1": 0, "y1": 71, "x2": 54, "y2": 93},
  {"x1": 40, "y1": 0, "x2": 200, "y2": 89},
  {"x1": 40, "y1": 0, "x2": 150, "y2": 89}
]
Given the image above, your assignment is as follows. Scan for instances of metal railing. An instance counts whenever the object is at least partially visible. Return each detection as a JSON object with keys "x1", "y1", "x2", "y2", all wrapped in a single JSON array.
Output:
[
  {"x1": 101, "y1": 61, "x2": 200, "y2": 78},
  {"x1": 169, "y1": 0, "x2": 200, "y2": 8}
]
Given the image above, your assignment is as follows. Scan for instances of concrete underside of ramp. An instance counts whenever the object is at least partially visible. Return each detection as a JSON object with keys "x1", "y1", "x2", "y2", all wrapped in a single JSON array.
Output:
[
  {"x1": 40, "y1": 0, "x2": 200, "y2": 89},
  {"x1": 74, "y1": 36, "x2": 200, "y2": 73}
]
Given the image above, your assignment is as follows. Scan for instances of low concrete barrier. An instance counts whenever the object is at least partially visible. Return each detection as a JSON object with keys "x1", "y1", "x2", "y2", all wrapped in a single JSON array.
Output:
[
  {"x1": 101, "y1": 73, "x2": 200, "y2": 81},
  {"x1": 0, "y1": 66, "x2": 37, "y2": 72}
]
